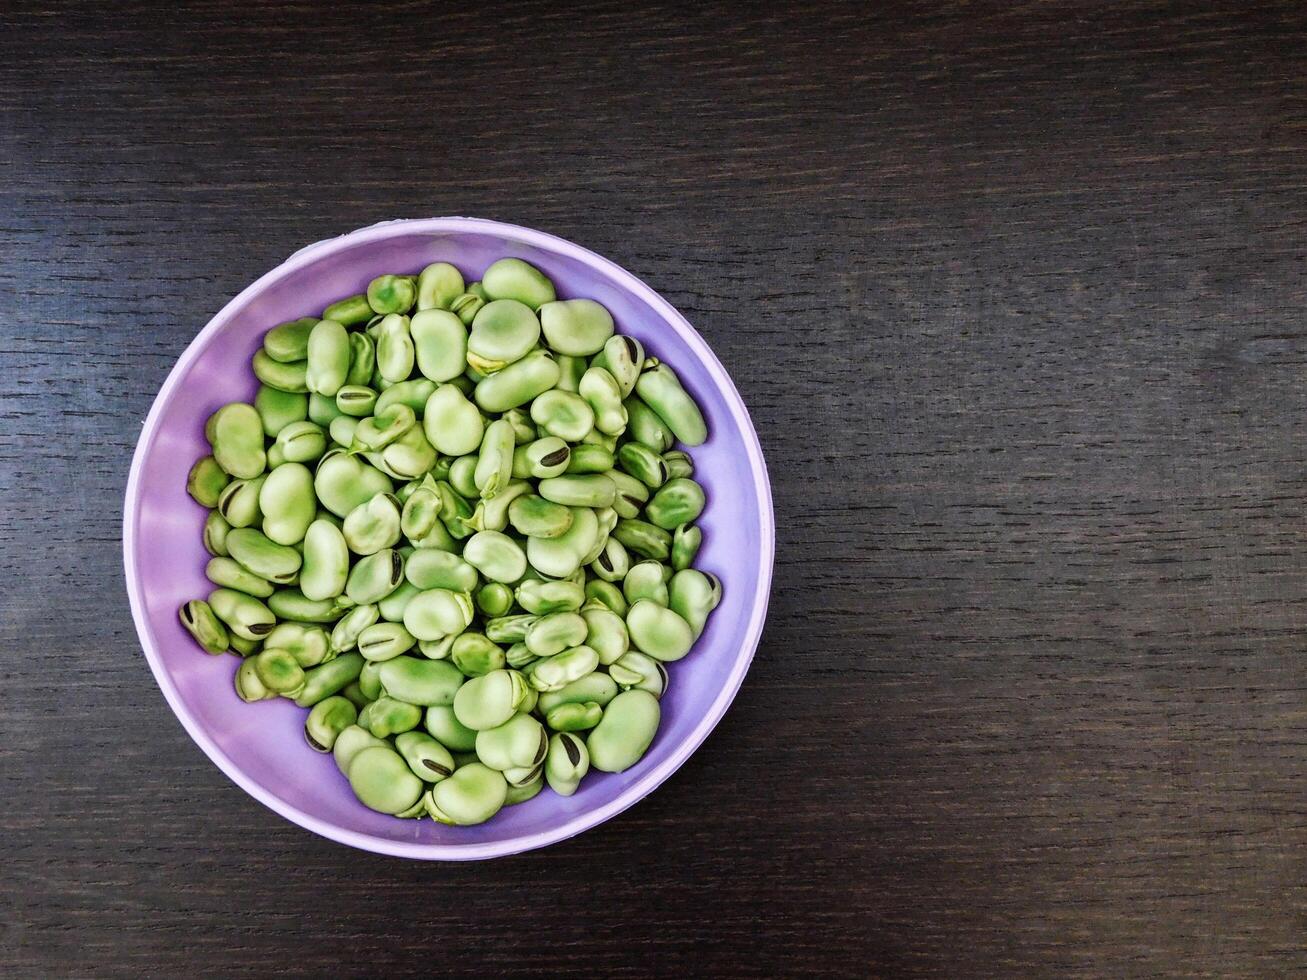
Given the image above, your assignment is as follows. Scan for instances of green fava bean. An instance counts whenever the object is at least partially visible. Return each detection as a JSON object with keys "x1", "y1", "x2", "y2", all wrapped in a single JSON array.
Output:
[
  {"x1": 410, "y1": 308, "x2": 468, "y2": 382},
  {"x1": 505, "y1": 641, "x2": 537, "y2": 669},
  {"x1": 474, "y1": 418, "x2": 516, "y2": 498},
  {"x1": 228, "y1": 633, "x2": 259, "y2": 657},
  {"x1": 204, "y1": 510, "x2": 231, "y2": 556},
  {"x1": 451, "y1": 632, "x2": 507, "y2": 677},
  {"x1": 525, "y1": 612, "x2": 588, "y2": 657},
  {"x1": 349, "y1": 745, "x2": 424, "y2": 814},
  {"x1": 669, "y1": 568, "x2": 721, "y2": 639},
  {"x1": 565, "y1": 443, "x2": 615, "y2": 475},
  {"x1": 583, "y1": 507, "x2": 619, "y2": 566},
  {"x1": 379, "y1": 580, "x2": 422, "y2": 622},
  {"x1": 354, "y1": 404, "x2": 416, "y2": 451},
  {"x1": 425, "y1": 762, "x2": 507, "y2": 825},
  {"x1": 624, "y1": 560, "x2": 670, "y2": 606},
  {"x1": 206, "y1": 590, "x2": 275, "y2": 645},
  {"x1": 544, "y1": 732, "x2": 590, "y2": 796},
  {"x1": 305, "y1": 696, "x2": 357, "y2": 752},
  {"x1": 527, "y1": 507, "x2": 598, "y2": 579},
  {"x1": 375, "y1": 378, "x2": 435, "y2": 416},
  {"x1": 662, "y1": 450, "x2": 694, "y2": 480},
  {"x1": 314, "y1": 451, "x2": 394, "y2": 518},
  {"x1": 335, "y1": 385, "x2": 377, "y2": 418},
  {"x1": 578, "y1": 366, "x2": 628, "y2": 436},
  {"x1": 358, "y1": 661, "x2": 383, "y2": 700},
  {"x1": 508, "y1": 494, "x2": 573, "y2": 539},
  {"x1": 299, "y1": 518, "x2": 349, "y2": 600},
  {"x1": 403, "y1": 588, "x2": 474, "y2": 642},
  {"x1": 545, "y1": 701, "x2": 602, "y2": 732},
  {"x1": 587, "y1": 689, "x2": 660, "y2": 773},
  {"x1": 607, "y1": 470, "x2": 650, "y2": 520},
  {"x1": 474, "y1": 350, "x2": 560, "y2": 414},
  {"x1": 346, "y1": 331, "x2": 376, "y2": 387},
  {"x1": 342, "y1": 492, "x2": 402, "y2": 555},
  {"x1": 537, "y1": 671, "x2": 620, "y2": 714},
  {"x1": 591, "y1": 334, "x2": 644, "y2": 398},
  {"x1": 539, "y1": 298, "x2": 614, "y2": 356},
  {"x1": 582, "y1": 603, "x2": 630, "y2": 665},
  {"x1": 179, "y1": 599, "x2": 229, "y2": 654},
  {"x1": 305, "y1": 318, "x2": 350, "y2": 396},
  {"x1": 585, "y1": 579, "x2": 628, "y2": 616},
  {"x1": 367, "y1": 274, "x2": 417, "y2": 315},
  {"x1": 378, "y1": 656, "x2": 463, "y2": 706},
  {"x1": 406, "y1": 549, "x2": 479, "y2": 592},
  {"x1": 505, "y1": 773, "x2": 545, "y2": 805},
  {"x1": 590, "y1": 536, "x2": 631, "y2": 584},
  {"x1": 273, "y1": 420, "x2": 327, "y2": 464},
  {"x1": 207, "y1": 403, "x2": 266, "y2": 479},
  {"x1": 530, "y1": 389, "x2": 595, "y2": 442},
  {"x1": 425, "y1": 704, "x2": 478, "y2": 751},
  {"x1": 645, "y1": 478, "x2": 706, "y2": 530},
  {"x1": 481, "y1": 257, "x2": 555, "y2": 310},
  {"x1": 447, "y1": 454, "x2": 479, "y2": 498},
  {"x1": 476, "y1": 582, "x2": 514, "y2": 618},
  {"x1": 359, "y1": 696, "x2": 423, "y2": 739},
  {"x1": 380, "y1": 425, "x2": 437, "y2": 480},
  {"x1": 235, "y1": 657, "x2": 277, "y2": 702},
  {"x1": 635, "y1": 361, "x2": 707, "y2": 447},
  {"x1": 671, "y1": 523, "x2": 702, "y2": 571},
  {"x1": 475, "y1": 713, "x2": 547, "y2": 771},
  {"x1": 624, "y1": 395, "x2": 674, "y2": 453},
  {"x1": 527, "y1": 645, "x2": 600, "y2": 692},
  {"x1": 400, "y1": 485, "x2": 441, "y2": 541},
  {"x1": 484, "y1": 614, "x2": 538, "y2": 644},
  {"x1": 423, "y1": 383, "x2": 484, "y2": 456},
  {"x1": 516, "y1": 579, "x2": 585, "y2": 615},
  {"x1": 503, "y1": 407, "x2": 536, "y2": 444},
  {"x1": 463, "y1": 530, "x2": 527, "y2": 584},
  {"x1": 626, "y1": 599, "x2": 694, "y2": 662},
  {"x1": 375, "y1": 313, "x2": 415, "y2": 382},
  {"x1": 253, "y1": 646, "x2": 306, "y2": 696},
  {"x1": 416, "y1": 261, "x2": 465, "y2": 312},
  {"x1": 322, "y1": 294, "x2": 373, "y2": 326},
  {"x1": 434, "y1": 481, "x2": 475, "y2": 539},
  {"x1": 537, "y1": 474, "x2": 616, "y2": 509},
  {"x1": 452, "y1": 669, "x2": 531, "y2": 731},
  {"x1": 555, "y1": 354, "x2": 586, "y2": 393},
  {"x1": 309, "y1": 391, "x2": 345, "y2": 427},
  {"x1": 295, "y1": 652, "x2": 365, "y2": 707},
  {"x1": 217, "y1": 475, "x2": 264, "y2": 529},
  {"x1": 187, "y1": 456, "x2": 230, "y2": 508},
  {"x1": 258, "y1": 462, "x2": 315, "y2": 545},
  {"x1": 205, "y1": 557, "x2": 274, "y2": 598},
  {"x1": 617, "y1": 442, "x2": 668, "y2": 489},
  {"x1": 340, "y1": 681, "x2": 369, "y2": 710},
  {"x1": 330, "y1": 604, "x2": 380, "y2": 653},
  {"x1": 608, "y1": 650, "x2": 668, "y2": 697},
  {"x1": 252, "y1": 349, "x2": 309, "y2": 393},
  {"x1": 225, "y1": 527, "x2": 301, "y2": 583},
  {"x1": 357, "y1": 622, "x2": 417, "y2": 661},
  {"x1": 463, "y1": 480, "x2": 530, "y2": 534},
  {"x1": 449, "y1": 285, "x2": 486, "y2": 326},
  {"x1": 513, "y1": 437, "x2": 571, "y2": 480},
  {"x1": 468, "y1": 299, "x2": 541, "y2": 373},
  {"x1": 263, "y1": 316, "x2": 318, "y2": 363},
  {"x1": 333, "y1": 724, "x2": 388, "y2": 775},
  {"x1": 612, "y1": 519, "x2": 671, "y2": 561},
  {"x1": 346, "y1": 548, "x2": 405, "y2": 605},
  {"x1": 267, "y1": 590, "x2": 351, "y2": 623},
  {"x1": 395, "y1": 731, "x2": 456, "y2": 782}
]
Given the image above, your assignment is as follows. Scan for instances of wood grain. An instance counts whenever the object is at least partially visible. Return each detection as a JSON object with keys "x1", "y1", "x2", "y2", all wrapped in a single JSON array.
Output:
[{"x1": 3, "y1": 0, "x2": 1307, "y2": 975}]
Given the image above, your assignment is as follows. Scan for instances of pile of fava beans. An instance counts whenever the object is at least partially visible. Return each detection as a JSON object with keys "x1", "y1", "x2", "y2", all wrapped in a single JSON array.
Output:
[{"x1": 180, "y1": 258, "x2": 720, "y2": 825}]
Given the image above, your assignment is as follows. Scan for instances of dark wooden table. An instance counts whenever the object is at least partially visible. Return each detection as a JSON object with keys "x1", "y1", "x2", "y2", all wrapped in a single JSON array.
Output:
[{"x1": 5, "y1": 1, "x2": 1307, "y2": 975}]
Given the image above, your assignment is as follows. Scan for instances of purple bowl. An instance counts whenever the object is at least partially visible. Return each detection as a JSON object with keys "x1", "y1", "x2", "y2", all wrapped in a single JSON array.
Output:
[{"x1": 123, "y1": 218, "x2": 774, "y2": 859}]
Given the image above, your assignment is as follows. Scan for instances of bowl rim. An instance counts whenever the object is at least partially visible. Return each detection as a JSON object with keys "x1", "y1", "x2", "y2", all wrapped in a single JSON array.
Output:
[{"x1": 123, "y1": 217, "x2": 775, "y2": 860}]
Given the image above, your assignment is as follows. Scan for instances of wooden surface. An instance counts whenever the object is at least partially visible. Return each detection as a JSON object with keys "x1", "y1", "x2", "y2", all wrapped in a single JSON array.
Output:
[{"x1": 4, "y1": 0, "x2": 1307, "y2": 975}]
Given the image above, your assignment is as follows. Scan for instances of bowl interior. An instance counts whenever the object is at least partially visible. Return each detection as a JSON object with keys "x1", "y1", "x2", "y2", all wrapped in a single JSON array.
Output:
[{"x1": 125, "y1": 219, "x2": 772, "y2": 858}]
